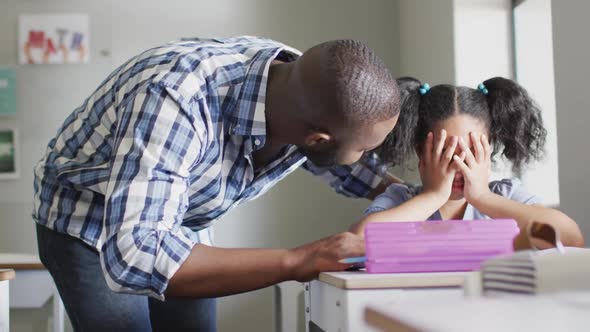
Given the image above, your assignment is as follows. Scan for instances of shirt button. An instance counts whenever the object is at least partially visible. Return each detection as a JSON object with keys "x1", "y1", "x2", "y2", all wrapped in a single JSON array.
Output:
[{"x1": 254, "y1": 139, "x2": 261, "y2": 146}]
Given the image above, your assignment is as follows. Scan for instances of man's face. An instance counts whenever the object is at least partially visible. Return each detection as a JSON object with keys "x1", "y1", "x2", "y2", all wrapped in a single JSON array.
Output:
[{"x1": 301, "y1": 116, "x2": 398, "y2": 167}]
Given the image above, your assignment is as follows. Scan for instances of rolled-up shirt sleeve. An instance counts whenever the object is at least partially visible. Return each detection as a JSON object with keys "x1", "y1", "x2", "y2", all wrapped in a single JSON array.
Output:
[
  {"x1": 302, "y1": 153, "x2": 387, "y2": 199},
  {"x1": 490, "y1": 178, "x2": 543, "y2": 205},
  {"x1": 364, "y1": 183, "x2": 415, "y2": 215},
  {"x1": 101, "y1": 83, "x2": 204, "y2": 300}
]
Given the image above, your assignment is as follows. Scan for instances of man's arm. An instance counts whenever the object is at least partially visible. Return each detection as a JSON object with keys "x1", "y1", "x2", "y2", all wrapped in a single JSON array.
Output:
[
  {"x1": 302, "y1": 153, "x2": 401, "y2": 200},
  {"x1": 101, "y1": 84, "x2": 207, "y2": 300},
  {"x1": 366, "y1": 172, "x2": 402, "y2": 199},
  {"x1": 167, "y1": 232, "x2": 364, "y2": 298}
]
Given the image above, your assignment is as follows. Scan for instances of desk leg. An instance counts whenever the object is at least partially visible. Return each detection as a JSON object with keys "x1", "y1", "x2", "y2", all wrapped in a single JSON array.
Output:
[
  {"x1": 0, "y1": 281, "x2": 9, "y2": 332},
  {"x1": 52, "y1": 287, "x2": 65, "y2": 332},
  {"x1": 304, "y1": 283, "x2": 311, "y2": 332},
  {"x1": 273, "y1": 285, "x2": 282, "y2": 332}
]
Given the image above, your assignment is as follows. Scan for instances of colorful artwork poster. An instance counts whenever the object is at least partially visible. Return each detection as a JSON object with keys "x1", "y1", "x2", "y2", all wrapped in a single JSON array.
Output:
[{"x1": 19, "y1": 14, "x2": 90, "y2": 64}]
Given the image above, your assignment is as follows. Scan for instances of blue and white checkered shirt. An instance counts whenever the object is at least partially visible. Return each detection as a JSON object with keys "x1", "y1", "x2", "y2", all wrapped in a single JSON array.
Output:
[{"x1": 33, "y1": 36, "x2": 385, "y2": 299}]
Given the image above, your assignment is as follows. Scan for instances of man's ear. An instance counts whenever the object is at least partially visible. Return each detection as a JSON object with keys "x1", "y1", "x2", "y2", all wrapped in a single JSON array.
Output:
[{"x1": 304, "y1": 132, "x2": 331, "y2": 147}]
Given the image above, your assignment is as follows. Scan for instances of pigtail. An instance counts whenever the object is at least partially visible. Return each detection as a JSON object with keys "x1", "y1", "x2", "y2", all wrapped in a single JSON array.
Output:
[
  {"x1": 482, "y1": 77, "x2": 547, "y2": 172},
  {"x1": 373, "y1": 77, "x2": 422, "y2": 166}
]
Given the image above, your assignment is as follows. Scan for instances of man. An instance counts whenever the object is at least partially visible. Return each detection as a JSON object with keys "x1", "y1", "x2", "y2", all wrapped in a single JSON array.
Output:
[{"x1": 33, "y1": 36, "x2": 400, "y2": 331}]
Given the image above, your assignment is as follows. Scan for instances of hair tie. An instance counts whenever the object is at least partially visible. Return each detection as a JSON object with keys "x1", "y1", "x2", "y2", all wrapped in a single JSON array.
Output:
[
  {"x1": 478, "y1": 83, "x2": 489, "y2": 95},
  {"x1": 419, "y1": 83, "x2": 430, "y2": 96}
]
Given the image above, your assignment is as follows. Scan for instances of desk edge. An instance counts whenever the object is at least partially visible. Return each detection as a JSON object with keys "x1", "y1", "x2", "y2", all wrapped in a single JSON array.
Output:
[
  {"x1": 318, "y1": 272, "x2": 468, "y2": 289},
  {"x1": 0, "y1": 269, "x2": 16, "y2": 281},
  {"x1": 0, "y1": 263, "x2": 45, "y2": 270},
  {"x1": 365, "y1": 306, "x2": 421, "y2": 332}
]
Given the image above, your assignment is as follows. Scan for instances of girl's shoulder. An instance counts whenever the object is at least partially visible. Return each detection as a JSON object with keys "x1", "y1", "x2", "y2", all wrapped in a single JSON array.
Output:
[{"x1": 488, "y1": 178, "x2": 543, "y2": 205}]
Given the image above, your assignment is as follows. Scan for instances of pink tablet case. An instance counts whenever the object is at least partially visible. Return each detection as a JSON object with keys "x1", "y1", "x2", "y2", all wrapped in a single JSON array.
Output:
[{"x1": 365, "y1": 220, "x2": 519, "y2": 273}]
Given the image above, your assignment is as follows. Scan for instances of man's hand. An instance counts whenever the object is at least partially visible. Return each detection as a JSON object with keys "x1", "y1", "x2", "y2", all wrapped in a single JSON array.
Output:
[{"x1": 285, "y1": 232, "x2": 365, "y2": 282}]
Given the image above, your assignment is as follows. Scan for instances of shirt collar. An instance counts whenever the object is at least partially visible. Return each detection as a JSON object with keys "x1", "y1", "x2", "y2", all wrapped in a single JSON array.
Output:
[{"x1": 229, "y1": 42, "x2": 300, "y2": 137}]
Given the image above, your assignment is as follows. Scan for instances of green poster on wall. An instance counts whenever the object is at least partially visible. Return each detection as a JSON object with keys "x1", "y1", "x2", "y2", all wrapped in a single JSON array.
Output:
[{"x1": 0, "y1": 68, "x2": 16, "y2": 115}]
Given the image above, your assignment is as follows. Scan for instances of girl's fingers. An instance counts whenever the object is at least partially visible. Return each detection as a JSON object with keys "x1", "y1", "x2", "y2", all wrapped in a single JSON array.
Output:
[
  {"x1": 451, "y1": 151, "x2": 466, "y2": 170},
  {"x1": 458, "y1": 151, "x2": 466, "y2": 162},
  {"x1": 434, "y1": 129, "x2": 447, "y2": 162},
  {"x1": 457, "y1": 136, "x2": 476, "y2": 166},
  {"x1": 423, "y1": 132, "x2": 433, "y2": 164},
  {"x1": 442, "y1": 136, "x2": 458, "y2": 171},
  {"x1": 453, "y1": 155, "x2": 470, "y2": 175},
  {"x1": 481, "y1": 134, "x2": 492, "y2": 160},
  {"x1": 471, "y1": 132, "x2": 485, "y2": 162}
]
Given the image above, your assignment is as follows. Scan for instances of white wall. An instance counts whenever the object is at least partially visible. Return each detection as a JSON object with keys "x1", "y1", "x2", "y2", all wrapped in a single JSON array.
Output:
[
  {"x1": 552, "y1": 1, "x2": 590, "y2": 244},
  {"x1": 453, "y1": 0, "x2": 515, "y2": 180},
  {"x1": 515, "y1": 0, "x2": 560, "y2": 207},
  {"x1": 397, "y1": 0, "x2": 455, "y2": 85},
  {"x1": 394, "y1": 0, "x2": 455, "y2": 183},
  {"x1": 0, "y1": 1, "x2": 400, "y2": 331},
  {"x1": 453, "y1": 0, "x2": 513, "y2": 86}
]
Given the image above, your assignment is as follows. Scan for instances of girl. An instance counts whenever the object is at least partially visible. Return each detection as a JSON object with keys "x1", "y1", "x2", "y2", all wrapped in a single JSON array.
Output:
[{"x1": 351, "y1": 77, "x2": 584, "y2": 248}]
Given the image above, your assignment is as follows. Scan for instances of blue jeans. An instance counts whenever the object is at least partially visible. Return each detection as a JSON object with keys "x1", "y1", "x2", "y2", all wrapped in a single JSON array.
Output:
[{"x1": 36, "y1": 223, "x2": 216, "y2": 331}]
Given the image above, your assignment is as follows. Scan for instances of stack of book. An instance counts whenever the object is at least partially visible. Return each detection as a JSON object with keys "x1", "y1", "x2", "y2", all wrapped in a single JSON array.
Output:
[{"x1": 481, "y1": 247, "x2": 590, "y2": 295}]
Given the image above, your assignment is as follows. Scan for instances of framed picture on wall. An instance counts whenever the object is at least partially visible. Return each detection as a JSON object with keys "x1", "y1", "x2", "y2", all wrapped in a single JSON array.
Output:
[
  {"x1": 18, "y1": 14, "x2": 90, "y2": 64},
  {"x1": 0, "y1": 128, "x2": 20, "y2": 179},
  {"x1": 0, "y1": 68, "x2": 17, "y2": 115}
]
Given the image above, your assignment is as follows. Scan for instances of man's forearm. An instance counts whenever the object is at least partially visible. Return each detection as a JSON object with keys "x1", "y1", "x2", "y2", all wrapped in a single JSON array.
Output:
[
  {"x1": 166, "y1": 244, "x2": 294, "y2": 298},
  {"x1": 166, "y1": 231, "x2": 365, "y2": 298}
]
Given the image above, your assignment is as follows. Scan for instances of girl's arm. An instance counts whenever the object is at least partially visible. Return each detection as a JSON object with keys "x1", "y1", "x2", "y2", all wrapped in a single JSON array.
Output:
[
  {"x1": 454, "y1": 132, "x2": 584, "y2": 248},
  {"x1": 350, "y1": 130, "x2": 458, "y2": 236},
  {"x1": 349, "y1": 190, "x2": 446, "y2": 235},
  {"x1": 470, "y1": 193, "x2": 584, "y2": 248}
]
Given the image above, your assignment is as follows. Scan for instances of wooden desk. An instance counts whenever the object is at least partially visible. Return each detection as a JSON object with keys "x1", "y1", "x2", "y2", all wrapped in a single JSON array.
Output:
[
  {"x1": 0, "y1": 269, "x2": 15, "y2": 332},
  {"x1": 364, "y1": 292, "x2": 590, "y2": 332},
  {"x1": 0, "y1": 254, "x2": 65, "y2": 332},
  {"x1": 305, "y1": 271, "x2": 477, "y2": 332}
]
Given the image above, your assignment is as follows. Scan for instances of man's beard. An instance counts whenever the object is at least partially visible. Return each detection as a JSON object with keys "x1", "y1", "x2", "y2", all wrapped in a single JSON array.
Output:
[{"x1": 300, "y1": 146, "x2": 339, "y2": 168}]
